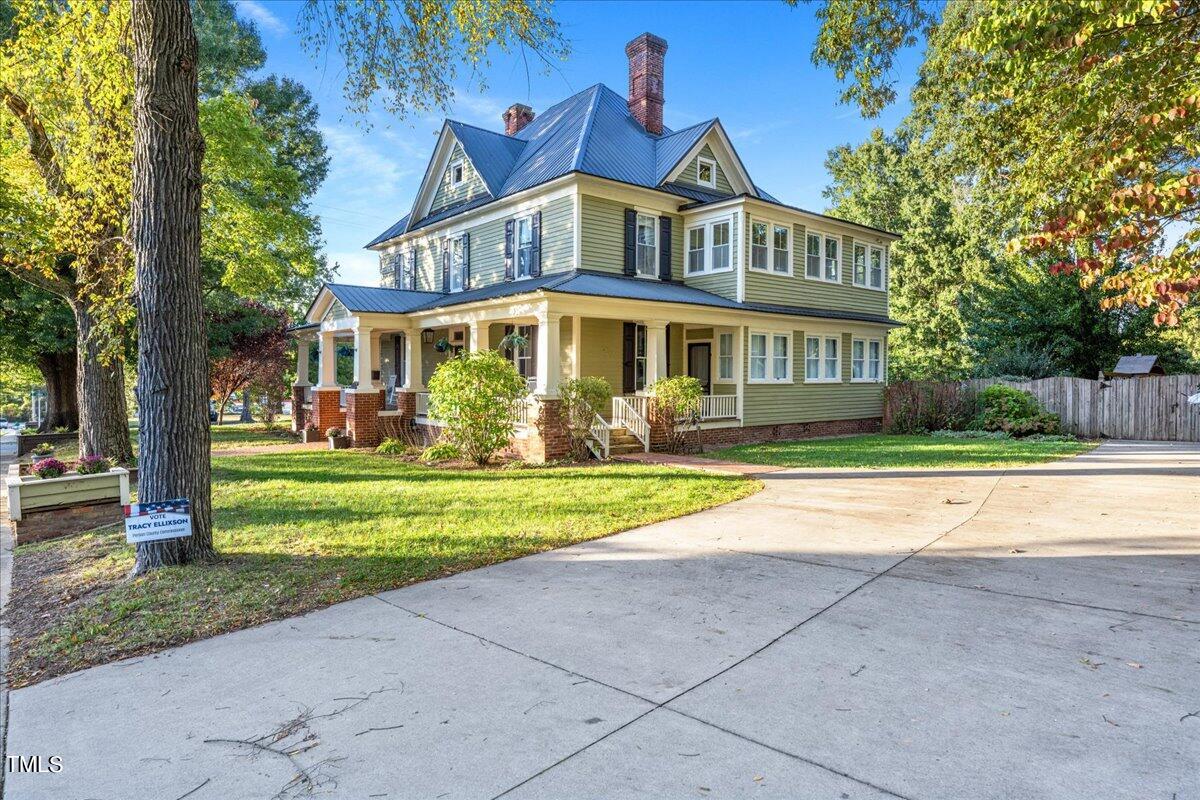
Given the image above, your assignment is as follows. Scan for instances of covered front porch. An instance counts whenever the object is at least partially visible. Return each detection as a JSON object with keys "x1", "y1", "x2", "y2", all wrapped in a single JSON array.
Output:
[{"x1": 295, "y1": 289, "x2": 758, "y2": 460}]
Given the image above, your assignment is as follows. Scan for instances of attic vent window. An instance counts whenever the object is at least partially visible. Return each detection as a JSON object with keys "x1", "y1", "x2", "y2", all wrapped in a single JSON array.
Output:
[
  {"x1": 450, "y1": 160, "x2": 465, "y2": 188},
  {"x1": 697, "y1": 157, "x2": 716, "y2": 189}
]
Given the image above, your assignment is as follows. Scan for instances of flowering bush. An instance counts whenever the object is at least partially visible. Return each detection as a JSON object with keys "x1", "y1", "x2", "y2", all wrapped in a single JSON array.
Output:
[
  {"x1": 76, "y1": 455, "x2": 111, "y2": 474},
  {"x1": 32, "y1": 458, "x2": 68, "y2": 479}
]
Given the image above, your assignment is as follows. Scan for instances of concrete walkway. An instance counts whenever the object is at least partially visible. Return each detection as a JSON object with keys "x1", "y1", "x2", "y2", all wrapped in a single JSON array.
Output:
[{"x1": 5, "y1": 440, "x2": 1199, "y2": 799}]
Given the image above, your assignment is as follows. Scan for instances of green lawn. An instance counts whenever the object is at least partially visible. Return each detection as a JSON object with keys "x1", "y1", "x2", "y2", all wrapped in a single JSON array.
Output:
[
  {"x1": 25, "y1": 419, "x2": 297, "y2": 462},
  {"x1": 8, "y1": 451, "x2": 758, "y2": 687},
  {"x1": 706, "y1": 434, "x2": 1097, "y2": 469}
]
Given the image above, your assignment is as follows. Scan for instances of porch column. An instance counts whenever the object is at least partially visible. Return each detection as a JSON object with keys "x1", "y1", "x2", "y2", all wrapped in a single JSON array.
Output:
[
  {"x1": 317, "y1": 330, "x2": 337, "y2": 388},
  {"x1": 353, "y1": 326, "x2": 376, "y2": 390},
  {"x1": 295, "y1": 338, "x2": 311, "y2": 387},
  {"x1": 570, "y1": 315, "x2": 581, "y2": 378},
  {"x1": 645, "y1": 320, "x2": 668, "y2": 386},
  {"x1": 403, "y1": 328, "x2": 424, "y2": 391},
  {"x1": 469, "y1": 321, "x2": 488, "y2": 352},
  {"x1": 534, "y1": 310, "x2": 562, "y2": 397},
  {"x1": 292, "y1": 337, "x2": 311, "y2": 433},
  {"x1": 734, "y1": 324, "x2": 745, "y2": 421}
]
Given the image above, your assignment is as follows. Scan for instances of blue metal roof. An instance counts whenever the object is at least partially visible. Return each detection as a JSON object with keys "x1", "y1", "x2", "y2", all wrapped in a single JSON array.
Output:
[
  {"x1": 364, "y1": 213, "x2": 411, "y2": 248},
  {"x1": 318, "y1": 272, "x2": 899, "y2": 327},
  {"x1": 654, "y1": 121, "x2": 714, "y2": 185},
  {"x1": 446, "y1": 121, "x2": 523, "y2": 197}
]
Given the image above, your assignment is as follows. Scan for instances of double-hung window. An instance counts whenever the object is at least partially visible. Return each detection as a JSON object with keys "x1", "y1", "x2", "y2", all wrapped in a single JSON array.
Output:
[
  {"x1": 685, "y1": 218, "x2": 732, "y2": 275},
  {"x1": 853, "y1": 243, "x2": 868, "y2": 286},
  {"x1": 448, "y1": 237, "x2": 466, "y2": 292},
  {"x1": 852, "y1": 338, "x2": 884, "y2": 381},
  {"x1": 805, "y1": 335, "x2": 841, "y2": 382},
  {"x1": 869, "y1": 247, "x2": 885, "y2": 289},
  {"x1": 710, "y1": 220, "x2": 730, "y2": 271},
  {"x1": 687, "y1": 227, "x2": 705, "y2": 274},
  {"x1": 806, "y1": 233, "x2": 822, "y2": 278},
  {"x1": 806, "y1": 232, "x2": 840, "y2": 282},
  {"x1": 636, "y1": 214, "x2": 657, "y2": 278},
  {"x1": 772, "y1": 225, "x2": 790, "y2": 274},
  {"x1": 515, "y1": 215, "x2": 534, "y2": 278},
  {"x1": 400, "y1": 250, "x2": 414, "y2": 289},
  {"x1": 634, "y1": 324, "x2": 648, "y2": 390},
  {"x1": 751, "y1": 222, "x2": 769, "y2": 271},
  {"x1": 717, "y1": 332, "x2": 733, "y2": 381},
  {"x1": 512, "y1": 324, "x2": 534, "y2": 382},
  {"x1": 749, "y1": 332, "x2": 791, "y2": 383}
]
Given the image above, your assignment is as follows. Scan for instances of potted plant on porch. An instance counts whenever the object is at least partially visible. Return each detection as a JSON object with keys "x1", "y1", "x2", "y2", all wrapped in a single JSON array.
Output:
[
  {"x1": 302, "y1": 422, "x2": 323, "y2": 443},
  {"x1": 326, "y1": 426, "x2": 350, "y2": 450}
]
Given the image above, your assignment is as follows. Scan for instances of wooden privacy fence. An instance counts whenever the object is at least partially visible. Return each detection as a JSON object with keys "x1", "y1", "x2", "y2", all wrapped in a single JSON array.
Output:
[{"x1": 885, "y1": 375, "x2": 1200, "y2": 442}]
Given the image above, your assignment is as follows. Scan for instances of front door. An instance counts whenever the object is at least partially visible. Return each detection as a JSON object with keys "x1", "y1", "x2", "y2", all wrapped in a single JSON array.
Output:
[{"x1": 688, "y1": 343, "x2": 711, "y2": 394}]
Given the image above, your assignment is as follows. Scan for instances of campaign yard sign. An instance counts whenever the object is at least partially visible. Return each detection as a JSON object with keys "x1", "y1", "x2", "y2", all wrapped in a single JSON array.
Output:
[{"x1": 124, "y1": 499, "x2": 192, "y2": 544}]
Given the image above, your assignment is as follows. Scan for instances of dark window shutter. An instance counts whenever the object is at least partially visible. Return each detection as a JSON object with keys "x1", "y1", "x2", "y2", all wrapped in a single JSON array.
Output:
[
  {"x1": 441, "y1": 242, "x2": 450, "y2": 292},
  {"x1": 659, "y1": 217, "x2": 672, "y2": 280},
  {"x1": 408, "y1": 248, "x2": 417, "y2": 290},
  {"x1": 504, "y1": 219, "x2": 515, "y2": 281},
  {"x1": 530, "y1": 211, "x2": 542, "y2": 276},
  {"x1": 461, "y1": 231, "x2": 470, "y2": 290},
  {"x1": 622, "y1": 322, "x2": 636, "y2": 394},
  {"x1": 623, "y1": 208, "x2": 637, "y2": 276}
]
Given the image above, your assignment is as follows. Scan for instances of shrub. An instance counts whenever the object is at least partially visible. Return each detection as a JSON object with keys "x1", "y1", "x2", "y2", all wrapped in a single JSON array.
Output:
[
  {"x1": 974, "y1": 384, "x2": 1060, "y2": 436},
  {"x1": 76, "y1": 455, "x2": 111, "y2": 474},
  {"x1": 420, "y1": 441, "x2": 461, "y2": 462},
  {"x1": 52, "y1": 425, "x2": 71, "y2": 434},
  {"x1": 884, "y1": 382, "x2": 975, "y2": 434},
  {"x1": 427, "y1": 350, "x2": 526, "y2": 465},
  {"x1": 32, "y1": 458, "x2": 68, "y2": 479},
  {"x1": 375, "y1": 438, "x2": 409, "y2": 456},
  {"x1": 931, "y1": 429, "x2": 1011, "y2": 440},
  {"x1": 559, "y1": 376, "x2": 613, "y2": 459},
  {"x1": 650, "y1": 375, "x2": 704, "y2": 453},
  {"x1": 31, "y1": 442, "x2": 55, "y2": 456},
  {"x1": 325, "y1": 427, "x2": 344, "y2": 438}
]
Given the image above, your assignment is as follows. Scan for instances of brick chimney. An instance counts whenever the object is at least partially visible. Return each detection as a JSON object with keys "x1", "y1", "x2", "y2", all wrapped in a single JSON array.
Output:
[
  {"x1": 503, "y1": 103, "x2": 535, "y2": 135},
  {"x1": 625, "y1": 33, "x2": 667, "y2": 135}
]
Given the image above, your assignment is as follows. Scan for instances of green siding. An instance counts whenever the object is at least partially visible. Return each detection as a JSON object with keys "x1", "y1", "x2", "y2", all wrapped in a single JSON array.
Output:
[
  {"x1": 742, "y1": 220, "x2": 889, "y2": 317},
  {"x1": 674, "y1": 143, "x2": 733, "y2": 195},
  {"x1": 326, "y1": 298, "x2": 351, "y2": 320},
  {"x1": 578, "y1": 317, "x2": 624, "y2": 392},
  {"x1": 579, "y1": 195, "x2": 683, "y2": 280},
  {"x1": 741, "y1": 329, "x2": 884, "y2": 426},
  {"x1": 430, "y1": 142, "x2": 489, "y2": 214}
]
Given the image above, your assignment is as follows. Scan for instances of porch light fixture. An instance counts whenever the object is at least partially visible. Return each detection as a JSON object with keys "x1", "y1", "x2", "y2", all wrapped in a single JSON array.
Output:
[{"x1": 421, "y1": 329, "x2": 435, "y2": 344}]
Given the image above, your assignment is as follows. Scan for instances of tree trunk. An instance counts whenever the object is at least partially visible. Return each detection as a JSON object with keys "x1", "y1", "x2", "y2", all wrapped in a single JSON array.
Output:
[
  {"x1": 240, "y1": 388, "x2": 253, "y2": 423},
  {"x1": 35, "y1": 350, "x2": 78, "y2": 433},
  {"x1": 131, "y1": 0, "x2": 213, "y2": 572},
  {"x1": 73, "y1": 300, "x2": 134, "y2": 463}
]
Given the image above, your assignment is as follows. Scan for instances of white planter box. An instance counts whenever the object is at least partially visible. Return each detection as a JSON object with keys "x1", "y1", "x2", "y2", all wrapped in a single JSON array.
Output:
[{"x1": 5, "y1": 464, "x2": 131, "y2": 521}]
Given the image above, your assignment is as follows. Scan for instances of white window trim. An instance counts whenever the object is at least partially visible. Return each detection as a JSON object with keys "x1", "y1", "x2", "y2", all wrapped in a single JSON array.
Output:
[
  {"x1": 748, "y1": 330, "x2": 792, "y2": 384},
  {"x1": 804, "y1": 231, "x2": 842, "y2": 285},
  {"x1": 804, "y1": 335, "x2": 843, "y2": 383},
  {"x1": 446, "y1": 238, "x2": 466, "y2": 293},
  {"x1": 852, "y1": 240, "x2": 888, "y2": 292},
  {"x1": 748, "y1": 217, "x2": 793, "y2": 276},
  {"x1": 685, "y1": 216, "x2": 734, "y2": 276},
  {"x1": 696, "y1": 156, "x2": 717, "y2": 189},
  {"x1": 514, "y1": 213, "x2": 535, "y2": 280},
  {"x1": 449, "y1": 159, "x2": 465, "y2": 188},
  {"x1": 634, "y1": 211, "x2": 659, "y2": 280},
  {"x1": 716, "y1": 331, "x2": 735, "y2": 384},
  {"x1": 850, "y1": 337, "x2": 885, "y2": 382}
]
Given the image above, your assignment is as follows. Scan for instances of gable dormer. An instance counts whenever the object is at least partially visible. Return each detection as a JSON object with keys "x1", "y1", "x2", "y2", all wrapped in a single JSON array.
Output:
[
  {"x1": 661, "y1": 122, "x2": 755, "y2": 198},
  {"x1": 430, "y1": 141, "x2": 487, "y2": 214}
]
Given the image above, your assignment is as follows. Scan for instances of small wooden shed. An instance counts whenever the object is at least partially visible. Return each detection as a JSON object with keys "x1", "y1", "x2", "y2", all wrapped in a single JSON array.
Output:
[{"x1": 1108, "y1": 354, "x2": 1166, "y2": 378}]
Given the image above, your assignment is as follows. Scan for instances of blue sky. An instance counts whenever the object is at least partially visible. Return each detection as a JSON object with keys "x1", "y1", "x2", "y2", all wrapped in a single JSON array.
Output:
[{"x1": 236, "y1": 0, "x2": 920, "y2": 286}]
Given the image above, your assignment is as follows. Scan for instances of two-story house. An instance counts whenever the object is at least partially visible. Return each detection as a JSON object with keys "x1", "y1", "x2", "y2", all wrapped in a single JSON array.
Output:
[{"x1": 293, "y1": 33, "x2": 899, "y2": 461}]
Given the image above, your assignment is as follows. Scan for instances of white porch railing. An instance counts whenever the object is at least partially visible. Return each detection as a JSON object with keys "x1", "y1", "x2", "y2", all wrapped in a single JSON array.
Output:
[
  {"x1": 416, "y1": 392, "x2": 430, "y2": 417},
  {"x1": 621, "y1": 394, "x2": 650, "y2": 420},
  {"x1": 587, "y1": 412, "x2": 611, "y2": 459},
  {"x1": 699, "y1": 394, "x2": 738, "y2": 420},
  {"x1": 612, "y1": 396, "x2": 650, "y2": 452},
  {"x1": 512, "y1": 397, "x2": 532, "y2": 427}
]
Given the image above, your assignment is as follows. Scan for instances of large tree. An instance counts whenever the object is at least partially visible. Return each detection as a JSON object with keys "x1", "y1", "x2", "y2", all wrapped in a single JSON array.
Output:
[
  {"x1": 127, "y1": 0, "x2": 567, "y2": 569},
  {"x1": 0, "y1": 272, "x2": 76, "y2": 430},
  {"x1": 810, "y1": 0, "x2": 1200, "y2": 325},
  {"x1": 207, "y1": 300, "x2": 290, "y2": 423}
]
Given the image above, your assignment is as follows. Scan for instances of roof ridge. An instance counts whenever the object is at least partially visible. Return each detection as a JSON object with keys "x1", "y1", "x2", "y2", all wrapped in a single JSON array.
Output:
[
  {"x1": 447, "y1": 118, "x2": 521, "y2": 142},
  {"x1": 570, "y1": 85, "x2": 605, "y2": 172}
]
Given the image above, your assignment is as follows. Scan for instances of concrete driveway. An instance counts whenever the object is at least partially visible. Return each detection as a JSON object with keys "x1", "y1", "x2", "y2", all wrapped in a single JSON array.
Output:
[{"x1": 5, "y1": 440, "x2": 1199, "y2": 799}]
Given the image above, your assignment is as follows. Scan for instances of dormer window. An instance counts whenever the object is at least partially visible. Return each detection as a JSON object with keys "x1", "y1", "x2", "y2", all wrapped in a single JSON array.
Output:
[
  {"x1": 449, "y1": 159, "x2": 465, "y2": 188},
  {"x1": 697, "y1": 157, "x2": 716, "y2": 189}
]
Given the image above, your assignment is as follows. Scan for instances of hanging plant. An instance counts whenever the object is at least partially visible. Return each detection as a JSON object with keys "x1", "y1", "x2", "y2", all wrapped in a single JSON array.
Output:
[
  {"x1": 499, "y1": 331, "x2": 528, "y2": 353},
  {"x1": 434, "y1": 337, "x2": 451, "y2": 353}
]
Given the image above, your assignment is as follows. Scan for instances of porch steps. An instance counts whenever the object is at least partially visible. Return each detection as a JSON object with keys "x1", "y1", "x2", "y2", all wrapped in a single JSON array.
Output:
[{"x1": 606, "y1": 426, "x2": 644, "y2": 456}]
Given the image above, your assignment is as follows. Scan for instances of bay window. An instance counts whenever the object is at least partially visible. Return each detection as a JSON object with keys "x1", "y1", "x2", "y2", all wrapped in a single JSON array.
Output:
[
  {"x1": 711, "y1": 220, "x2": 730, "y2": 270},
  {"x1": 684, "y1": 218, "x2": 732, "y2": 275},
  {"x1": 751, "y1": 222, "x2": 768, "y2": 271},
  {"x1": 870, "y1": 247, "x2": 885, "y2": 289},
  {"x1": 687, "y1": 226, "x2": 705, "y2": 274}
]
